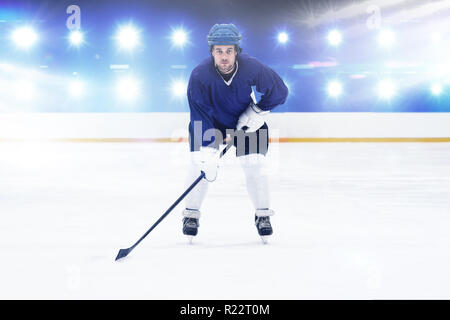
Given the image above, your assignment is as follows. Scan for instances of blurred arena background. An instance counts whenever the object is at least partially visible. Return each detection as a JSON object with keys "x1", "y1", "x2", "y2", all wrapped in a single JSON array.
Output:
[{"x1": 1, "y1": 0, "x2": 449, "y2": 114}]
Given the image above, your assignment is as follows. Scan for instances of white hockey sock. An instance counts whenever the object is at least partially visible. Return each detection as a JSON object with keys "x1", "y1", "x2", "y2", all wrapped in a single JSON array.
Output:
[
  {"x1": 239, "y1": 153, "x2": 271, "y2": 211},
  {"x1": 184, "y1": 151, "x2": 209, "y2": 211}
]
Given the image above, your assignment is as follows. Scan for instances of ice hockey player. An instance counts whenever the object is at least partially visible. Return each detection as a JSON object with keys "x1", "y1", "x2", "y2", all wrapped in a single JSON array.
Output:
[{"x1": 182, "y1": 23, "x2": 289, "y2": 243}]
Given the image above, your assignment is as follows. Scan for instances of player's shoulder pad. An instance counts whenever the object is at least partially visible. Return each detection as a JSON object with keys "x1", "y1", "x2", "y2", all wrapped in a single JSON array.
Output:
[
  {"x1": 237, "y1": 53, "x2": 267, "y2": 77},
  {"x1": 238, "y1": 53, "x2": 263, "y2": 65}
]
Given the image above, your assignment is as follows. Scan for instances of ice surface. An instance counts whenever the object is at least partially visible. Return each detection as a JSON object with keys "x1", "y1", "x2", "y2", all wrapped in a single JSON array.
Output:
[{"x1": 0, "y1": 141, "x2": 449, "y2": 299}]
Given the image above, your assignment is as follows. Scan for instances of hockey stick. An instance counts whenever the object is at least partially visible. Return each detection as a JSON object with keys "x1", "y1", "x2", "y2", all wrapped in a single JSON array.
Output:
[{"x1": 115, "y1": 141, "x2": 233, "y2": 261}]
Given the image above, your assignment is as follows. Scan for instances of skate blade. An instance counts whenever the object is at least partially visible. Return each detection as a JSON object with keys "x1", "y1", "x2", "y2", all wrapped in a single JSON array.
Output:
[
  {"x1": 261, "y1": 236, "x2": 270, "y2": 244},
  {"x1": 187, "y1": 236, "x2": 194, "y2": 244}
]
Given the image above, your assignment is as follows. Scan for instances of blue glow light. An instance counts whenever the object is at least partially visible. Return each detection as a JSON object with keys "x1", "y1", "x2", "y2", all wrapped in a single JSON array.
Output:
[
  {"x1": 378, "y1": 29, "x2": 395, "y2": 48},
  {"x1": 377, "y1": 79, "x2": 396, "y2": 100},
  {"x1": 171, "y1": 79, "x2": 188, "y2": 98},
  {"x1": 115, "y1": 24, "x2": 140, "y2": 51},
  {"x1": 430, "y1": 83, "x2": 443, "y2": 96},
  {"x1": 116, "y1": 77, "x2": 140, "y2": 101},
  {"x1": 69, "y1": 30, "x2": 84, "y2": 47},
  {"x1": 171, "y1": 29, "x2": 188, "y2": 47},
  {"x1": 327, "y1": 81, "x2": 342, "y2": 97},
  {"x1": 327, "y1": 30, "x2": 342, "y2": 46},
  {"x1": 68, "y1": 80, "x2": 85, "y2": 97},
  {"x1": 11, "y1": 26, "x2": 38, "y2": 49},
  {"x1": 277, "y1": 32, "x2": 289, "y2": 44}
]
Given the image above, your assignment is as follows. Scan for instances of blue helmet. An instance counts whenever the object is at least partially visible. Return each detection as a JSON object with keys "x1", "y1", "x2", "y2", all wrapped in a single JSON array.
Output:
[{"x1": 207, "y1": 23, "x2": 242, "y2": 47}]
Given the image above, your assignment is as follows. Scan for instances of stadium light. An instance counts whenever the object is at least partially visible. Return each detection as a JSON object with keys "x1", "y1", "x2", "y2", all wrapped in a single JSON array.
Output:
[
  {"x1": 116, "y1": 25, "x2": 140, "y2": 50},
  {"x1": 171, "y1": 80, "x2": 187, "y2": 98},
  {"x1": 327, "y1": 81, "x2": 342, "y2": 97},
  {"x1": 12, "y1": 27, "x2": 38, "y2": 49},
  {"x1": 277, "y1": 32, "x2": 289, "y2": 44},
  {"x1": 14, "y1": 80, "x2": 35, "y2": 100},
  {"x1": 378, "y1": 29, "x2": 395, "y2": 48},
  {"x1": 377, "y1": 79, "x2": 396, "y2": 99},
  {"x1": 431, "y1": 33, "x2": 442, "y2": 45},
  {"x1": 327, "y1": 30, "x2": 342, "y2": 46},
  {"x1": 68, "y1": 80, "x2": 85, "y2": 97},
  {"x1": 69, "y1": 30, "x2": 84, "y2": 47},
  {"x1": 116, "y1": 77, "x2": 140, "y2": 101},
  {"x1": 430, "y1": 83, "x2": 443, "y2": 96},
  {"x1": 171, "y1": 29, "x2": 188, "y2": 47}
]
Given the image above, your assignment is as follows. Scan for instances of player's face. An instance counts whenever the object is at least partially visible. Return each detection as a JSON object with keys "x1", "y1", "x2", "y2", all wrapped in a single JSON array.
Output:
[{"x1": 212, "y1": 45, "x2": 237, "y2": 74}]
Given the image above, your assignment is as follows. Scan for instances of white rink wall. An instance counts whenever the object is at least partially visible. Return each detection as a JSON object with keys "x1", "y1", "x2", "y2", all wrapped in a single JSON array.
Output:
[{"x1": 0, "y1": 112, "x2": 450, "y2": 139}]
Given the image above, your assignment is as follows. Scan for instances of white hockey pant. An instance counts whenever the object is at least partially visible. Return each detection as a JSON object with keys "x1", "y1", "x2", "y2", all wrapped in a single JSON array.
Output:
[{"x1": 183, "y1": 152, "x2": 272, "y2": 216}]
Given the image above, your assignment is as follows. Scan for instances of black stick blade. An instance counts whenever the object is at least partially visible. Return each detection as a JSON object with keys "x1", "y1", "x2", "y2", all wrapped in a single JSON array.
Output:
[{"x1": 115, "y1": 248, "x2": 131, "y2": 261}]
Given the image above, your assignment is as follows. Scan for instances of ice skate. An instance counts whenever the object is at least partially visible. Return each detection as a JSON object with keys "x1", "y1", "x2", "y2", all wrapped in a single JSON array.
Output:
[
  {"x1": 182, "y1": 209, "x2": 200, "y2": 243},
  {"x1": 255, "y1": 216, "x2": 272, "y2": 236},
  {"x1": 255, "y1": 209, "x2": 274, "y2": 244},
  {"x1": 183, "y1": 217, "x2": 199, "y2": 234}
]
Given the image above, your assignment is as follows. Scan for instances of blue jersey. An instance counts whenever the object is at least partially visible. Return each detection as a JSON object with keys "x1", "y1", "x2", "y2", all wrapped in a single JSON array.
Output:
[{"x1": 187, "y1": 53, "x2": 288, "y2": 147}]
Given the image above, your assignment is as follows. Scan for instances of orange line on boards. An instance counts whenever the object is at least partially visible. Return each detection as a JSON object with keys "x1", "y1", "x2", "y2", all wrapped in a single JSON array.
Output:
[{"x1": 1, "y1": 137, "x2": 450, "y2": 143}]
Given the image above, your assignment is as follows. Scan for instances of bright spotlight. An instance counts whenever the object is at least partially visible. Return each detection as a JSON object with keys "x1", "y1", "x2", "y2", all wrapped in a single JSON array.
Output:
[
  {"x1": 377, "y1": 80, "x2": 396, "y2": 100},
  {"x1": 327, "y1": 81, "x2": 342, "y2": 97},
  {"x1": 13, "y1": 80, "x2": 35, "y2": 100},
  {"x1": 68, "y1": 80, "x2": 85, "y2": 97},
  {"x1": 116, "y1": 77, "x2": 140, "y2": 101},
  {"x1": 69, "y1": 30, "x2": 84, "y2": 46},
  {"x1": 327, "y1": 30, "x2": 342, "y2": 46},
  {"x1": 171, "y1": 80, "x2": 187, "y2": 97},
  {"x1": 430, "y1": 83, "x2": 443, "y2": 96},
  {"x1": 12, "y1": 27, "x2": 38, "y2": 49},
  {"x1": 378, "y1": 30, "x2": 395, "y2": 48},
  {"x1": 116, "y1": 25, "x2": 140, "y2": 50},
  {"x1": 431, "y1": 33, "x2": 442, "y2": 45},
  {"x1": 171, "y1": 29, "x2": 188, "y2": 47},
  {"x1": 277, "y1": 32, "x2": 289, "y2": 44}
]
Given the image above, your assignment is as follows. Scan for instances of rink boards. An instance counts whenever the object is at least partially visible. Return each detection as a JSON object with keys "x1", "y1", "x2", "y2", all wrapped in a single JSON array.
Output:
[{"x1": 0, "y1": 112, "x2": 449, "y2": 141}]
